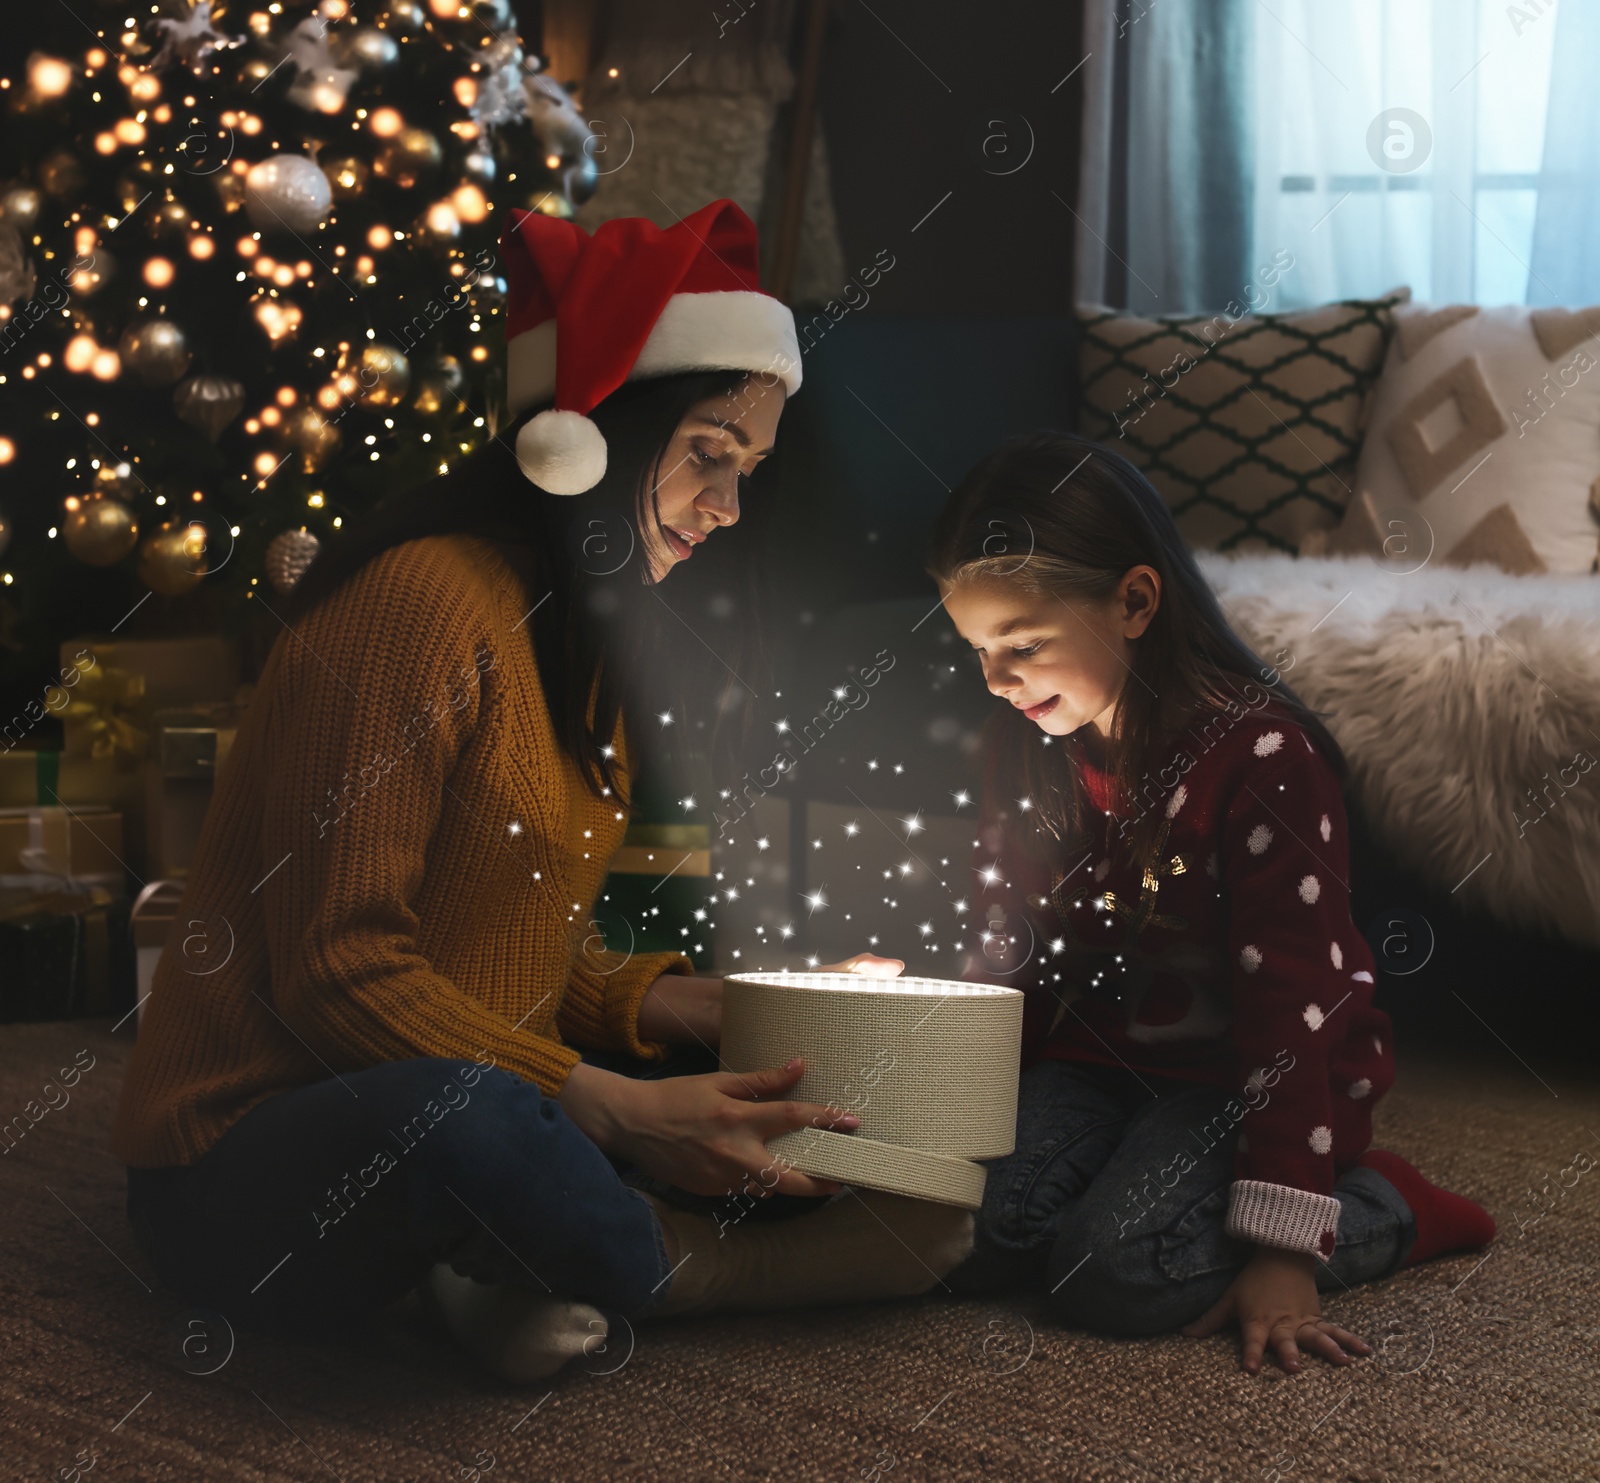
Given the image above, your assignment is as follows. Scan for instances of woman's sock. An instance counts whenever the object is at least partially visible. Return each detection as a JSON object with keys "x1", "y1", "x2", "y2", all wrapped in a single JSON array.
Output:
[
  {"x1": 1354, "y1": 1149, "x2": 1496, "y2": 1267},
  {"x1": 426, "y1": 1264, "x2": 606, "y2": 1382},
  {"x1": 647, "y1": 1188, "x2": 975, "y2": 1318}
]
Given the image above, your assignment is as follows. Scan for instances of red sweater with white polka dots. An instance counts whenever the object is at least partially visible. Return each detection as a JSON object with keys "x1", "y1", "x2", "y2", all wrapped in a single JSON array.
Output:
[{"x1": 974, "y1": 704, "x2": 1394, "y2": 1258}]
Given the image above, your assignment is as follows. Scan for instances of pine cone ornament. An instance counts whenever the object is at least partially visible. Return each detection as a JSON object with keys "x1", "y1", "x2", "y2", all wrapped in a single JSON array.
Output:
[{"x1": 265, "y1": 528, "x2": 320, "y2": 593}]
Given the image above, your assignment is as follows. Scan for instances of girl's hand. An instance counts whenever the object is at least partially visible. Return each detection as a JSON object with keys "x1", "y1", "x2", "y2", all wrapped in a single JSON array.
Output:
[
  {"x1": 814, "y1": 953, "x2": 905, "y2": 977},
  {"x1": 1181, "y1": 1247, "x2": 1371, "y2": 1374},
  {"x1": 558, "y1": 1058, "x2": 857, "y2": 1198}
]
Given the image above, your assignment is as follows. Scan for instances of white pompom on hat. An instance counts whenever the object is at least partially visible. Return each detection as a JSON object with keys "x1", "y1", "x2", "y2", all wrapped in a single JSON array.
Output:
[{"x1": 502, "y1": 200, "x2": 803, "y2": 495}]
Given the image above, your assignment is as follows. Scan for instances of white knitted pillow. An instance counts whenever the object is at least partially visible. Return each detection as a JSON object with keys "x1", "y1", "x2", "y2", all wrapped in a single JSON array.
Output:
[
  {"x1": 1309, "y1": 303, "x2": 1600, "y2": 574},
  {"x1": 720, "y1": 973, "x2": 1024, "y2": 1209}
]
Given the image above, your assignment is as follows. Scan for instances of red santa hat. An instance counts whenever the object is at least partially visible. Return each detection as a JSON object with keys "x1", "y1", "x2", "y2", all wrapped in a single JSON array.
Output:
[{"x1": 501, "y1": 199, "x2": 802, "y2": 495}]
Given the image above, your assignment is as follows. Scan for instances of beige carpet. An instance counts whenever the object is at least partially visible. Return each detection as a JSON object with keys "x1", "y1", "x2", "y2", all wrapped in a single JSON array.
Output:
[{"x1": 1, "y1": 1018, "x2": 1596, "y2": 1482}]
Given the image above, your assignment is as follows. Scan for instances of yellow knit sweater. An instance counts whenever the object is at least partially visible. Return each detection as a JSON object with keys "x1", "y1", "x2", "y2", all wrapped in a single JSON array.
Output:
[{"x1": 112, "y1": 533, "x2": 688, "y2": 1168}]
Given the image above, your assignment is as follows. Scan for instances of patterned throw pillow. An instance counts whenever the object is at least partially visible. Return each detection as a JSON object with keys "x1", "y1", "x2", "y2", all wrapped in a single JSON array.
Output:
[
  {"x1": 1312, "y1": 303, "x2": 1600, "y2": 576},
  {"x1": 1076, "y1": 290, "x2": 1409, "y2": 552}
]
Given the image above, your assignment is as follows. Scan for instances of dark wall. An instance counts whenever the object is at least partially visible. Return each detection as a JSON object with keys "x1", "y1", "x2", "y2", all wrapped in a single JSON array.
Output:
[{"x1": 818, "y1": 0, "x2": 1086, "y2": 314}]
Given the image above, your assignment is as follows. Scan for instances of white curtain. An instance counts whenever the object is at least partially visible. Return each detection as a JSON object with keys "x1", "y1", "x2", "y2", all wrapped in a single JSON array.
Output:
[
  {"x1": 1527, "y1": 0, "x2": 1600, "y2": 306},
  {"x1": 1080, "y1": 0, "x2": 1594, "y2": 311}
]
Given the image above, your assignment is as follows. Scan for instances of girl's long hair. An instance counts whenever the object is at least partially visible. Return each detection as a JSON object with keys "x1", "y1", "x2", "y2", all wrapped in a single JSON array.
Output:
[
  {"x1": 282, "y1": 368, "x2": 766, "y2": 804},
  {"x1": 927, "y1": 430, "x2": 1345, "y2": 868}
]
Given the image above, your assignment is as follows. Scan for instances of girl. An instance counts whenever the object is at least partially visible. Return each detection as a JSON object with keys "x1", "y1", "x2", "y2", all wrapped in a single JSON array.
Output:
[
  {"x1": 112, "y1": 202, "x2": 971, "y2": 1384},
  {"x1": 932, "y1": 431, "x2": 1493, "y2": 1375}
]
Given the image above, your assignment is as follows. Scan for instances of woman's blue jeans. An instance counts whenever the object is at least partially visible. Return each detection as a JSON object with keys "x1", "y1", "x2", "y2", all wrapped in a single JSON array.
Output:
[
  {"x1": 125, "y1": 1046, "x2": 786, "y2": 1337},
  {"x1": 949, "y1": 1060, "x2": 1418, "y2": 1336}
]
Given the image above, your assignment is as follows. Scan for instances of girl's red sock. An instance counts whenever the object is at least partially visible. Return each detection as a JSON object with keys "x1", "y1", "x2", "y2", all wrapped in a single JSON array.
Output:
[{"x1": 1355, "y1": 1149, "x2": 1496, "y2": 1267}]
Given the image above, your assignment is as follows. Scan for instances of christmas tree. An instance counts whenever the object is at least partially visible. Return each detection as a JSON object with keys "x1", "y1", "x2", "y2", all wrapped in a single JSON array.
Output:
[{"x1": 0, "y1": 0, "x2": 595, "y2": 701}]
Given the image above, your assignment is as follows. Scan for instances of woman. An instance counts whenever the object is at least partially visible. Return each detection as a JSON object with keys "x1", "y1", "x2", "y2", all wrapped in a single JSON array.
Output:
[{"x1": 112, "y1": 202, "x2": 973, "y2": 1382}]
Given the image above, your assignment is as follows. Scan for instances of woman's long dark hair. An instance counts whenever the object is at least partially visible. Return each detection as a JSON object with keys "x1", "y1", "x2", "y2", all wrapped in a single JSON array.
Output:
[
  {"x1": 927, "y1": 431, "x2": 1345, "y2": 868},
  {"x1": 283, "y1": 368, "x2": 763, "y2": 804}
]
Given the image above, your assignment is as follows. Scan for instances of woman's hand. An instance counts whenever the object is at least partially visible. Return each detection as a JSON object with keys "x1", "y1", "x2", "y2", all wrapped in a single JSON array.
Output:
[
  {"x1": 1182, "y1": 1246, "x2": 1371, "y2": 1374},
  {"x1": 557, "y1": 1057, "x2": 857, "y2": 1198},
  {"x1": 636, "y1": 973, "x2": 723, "y2": 1048}
]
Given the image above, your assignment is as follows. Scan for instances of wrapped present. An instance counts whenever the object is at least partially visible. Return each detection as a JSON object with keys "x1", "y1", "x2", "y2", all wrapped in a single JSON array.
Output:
[
  {"x1": 58, "y1": 634, "x2": 240, "y2": 760},
  {"x1": 130, "y1": 879, "x2": 184, "y2": 1030},
  {"x1": 0, "y1": 806, "x2": 126, "y2": 894},
  {"x1": 144, "y1": 704, "x2": 240, "y2": 879},
  {"x1": 0, "y1": 749, "x2": 134, "y2": 809},
  {"x1": 0, "y1": 885, "x2": 136, "y2": 1023}
]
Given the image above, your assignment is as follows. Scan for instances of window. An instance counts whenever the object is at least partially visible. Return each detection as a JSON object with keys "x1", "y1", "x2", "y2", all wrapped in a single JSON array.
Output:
[{"x1": 1250, "y1": 0, "x2": 1559, "y2": 306}]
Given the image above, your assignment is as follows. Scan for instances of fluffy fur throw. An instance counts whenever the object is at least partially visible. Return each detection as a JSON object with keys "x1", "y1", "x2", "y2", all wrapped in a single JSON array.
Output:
[{"x1": 1199, "y1": 552, "x2": 1600, "y2": 949}]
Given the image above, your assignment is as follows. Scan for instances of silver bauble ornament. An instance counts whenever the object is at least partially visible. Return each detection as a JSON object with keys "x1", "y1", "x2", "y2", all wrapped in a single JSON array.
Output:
[
  {"x1": 265, "y1": 528, "x2": 321, "y2": 593},
  {"x1": 173, "y1": 375, "x2": 245, "y2": 441},
  {"x1": 0, "y1": 184, "x2": 42, "y2": 234},
  {"x1": 460, "y1": 149, "x2": 496, "y2": 186},
  {"x1": 244, "y1": 154, "x2": 333, "y2": 234},
  {"x1": 0, "y1": 222, "x2": 36, "y2": 308},
  {"x1": 341, "y1": 28, "x2": 400, "y2": 72},
  {"x1": 118, "y1": 318, "x2": 192, "y2": 385}
]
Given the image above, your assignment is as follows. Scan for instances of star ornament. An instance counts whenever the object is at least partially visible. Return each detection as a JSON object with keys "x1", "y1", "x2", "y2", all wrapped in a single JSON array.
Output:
[{"x1": 150, "y1": 1, "x2": 244, "y2": 74}]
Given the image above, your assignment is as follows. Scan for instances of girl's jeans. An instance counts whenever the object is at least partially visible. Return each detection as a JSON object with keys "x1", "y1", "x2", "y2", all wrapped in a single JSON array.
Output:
[
  {"x1": 949, "y1": 1059, "x2": 1418, "y2": 1336},
  {"x1": 125, "y1": 1046, "x2": 789, "y2": 1337}
]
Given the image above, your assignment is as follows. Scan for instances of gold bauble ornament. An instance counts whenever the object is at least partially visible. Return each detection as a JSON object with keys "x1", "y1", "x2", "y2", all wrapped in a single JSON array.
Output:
[
  {"x1": 64, "y1": 248, "x2": 113, "y2": 297},
  {"x1": 151, "y1": 197, "x2": 191, "y2": 237},
  {"x1": 173, "y1": 375, "x2": 246, "y2": 441},
  {"x1": 63, "y1": 496, "x2": 139, "y2": 567},
  {"x1": 334, "y1": 344, "x2": 410, "y2": 411},
  {"x1": 37, "y1": 150, "x2": 85, "y2": 198},
  {"x1": 0, "y1": 183, "x2": 42, "y2": 234},
  {"x1": 412, "y1": 353, "x2": 463, "y2": 416},
  {"x1": 283, "y1": 405, "x2": 342, "y2": 472},
  {"x1": 415, "y1": 199, "x2": 461, "y2": 246},
  {"x1": 214, "y1": 168, "x2": 247, "y2": 213},
  {"x1": 91, "y1": 461, "x2": 139, "y2": 501},
  {"x1": 114, "y1": 164, "x2": 156, "y2": 217},
  {"x1": 137, "y1": 523, "x2": 209, "y2": 596},
  {"x1": 373, "y1": 128, "x2": 442, "y2": 190},
  {"x1": 528, "y1": 190, "x2": 574, "y2": 220},
  {"x1": 264, "y1": 528, "x2": 321, "y2": 593},
  {"x1": 321, "y1": 154, "x2": 369, "y2": 201},
  {"x1": 118, "y1": 317, "x2": 192, "y2": 385}
]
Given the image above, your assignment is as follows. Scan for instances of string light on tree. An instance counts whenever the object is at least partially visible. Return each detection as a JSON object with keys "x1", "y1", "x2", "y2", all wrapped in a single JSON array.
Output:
[{"x1": 0, "y1": 0, "x2": 596, "y2": 661}]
